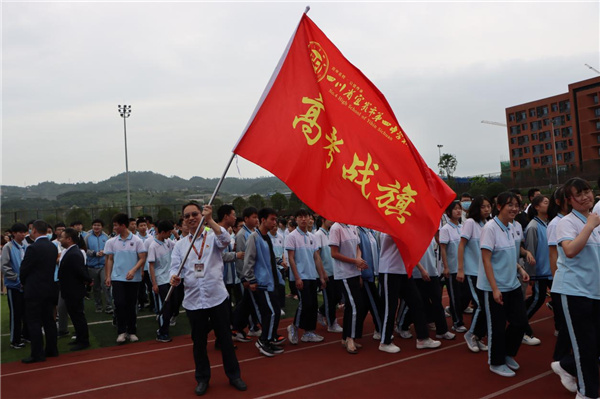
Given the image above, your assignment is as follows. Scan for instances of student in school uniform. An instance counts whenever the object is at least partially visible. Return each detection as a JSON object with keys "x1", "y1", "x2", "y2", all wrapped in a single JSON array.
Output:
[
  {"x1": 357, "y1": 226, "x2": 383, "y2": 341},
  {"x1": 379, "y1": 232, "x2": 442, "y2": 354},
  {"x1": 440, "y1": 200, "x2": 468, "y2": 333},
  {"x1": 479, "y1": 191, "x2": 530, "y2": 377},
  {"x1": 522, "y1": 195, "x2": 552, "y2": 345},
  {"x1": 458, "y1": 195, "x2": 492, "y2": 353},
  {"x1": 547, "y1": 186, "x2": 572, "y2": 362},
  {"x1": 315, "y1": 216, "x2": 343, "y2": 333},
  {"x1": 550, "y1": 178, "x2": 600, "y2": 398}
]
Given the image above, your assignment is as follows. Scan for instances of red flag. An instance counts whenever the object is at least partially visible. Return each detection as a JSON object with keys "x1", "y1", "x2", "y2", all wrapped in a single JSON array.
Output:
[{"x1": 233, "y1": 13, "x2": 455, "y2": 274}]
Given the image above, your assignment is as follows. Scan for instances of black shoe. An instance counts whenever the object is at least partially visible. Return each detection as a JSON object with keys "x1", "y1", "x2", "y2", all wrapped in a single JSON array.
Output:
[
  {"x1": 269, "y1": 343, "x2": 284, "y2": 354},
  {"x1": 45, "y1": 351, "x2": 59, "y2": 358},
  {"x1": 229, "y1": 378, "x2": 247, "y2": 392},
  {"x1": 195, "y1": 381, "x2": 209, "y2": 396},
  {"x1": 22, "y1": 356, "x2": 46, "y2": 364},
  {"x1": 69, "y1": 343, "x2": 90, "y2": 352},
  {"x1": 255, "y1": 340, "x2": 275, "y2": 357},
  {"x1": 10, "y1": 342, "x2": 25, "y2": 349}
]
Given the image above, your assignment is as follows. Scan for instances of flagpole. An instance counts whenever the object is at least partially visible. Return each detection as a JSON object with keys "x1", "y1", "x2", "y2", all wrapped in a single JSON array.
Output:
[{"x1": 162, "y1": 152, "x2": 236, "y2": 304}]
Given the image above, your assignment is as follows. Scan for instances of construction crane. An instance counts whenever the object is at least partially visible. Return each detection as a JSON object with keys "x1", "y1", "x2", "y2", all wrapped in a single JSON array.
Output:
[
  {"x1": 481, "y1": 120, "x2": 507, "y2": 127},
  {"x1": 584, "y1": 63, "x2": 600, "y2": 75}
]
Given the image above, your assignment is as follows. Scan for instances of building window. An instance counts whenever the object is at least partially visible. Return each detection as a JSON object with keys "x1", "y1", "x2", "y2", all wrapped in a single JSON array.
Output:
[
  {"x1": 595, "y1": 108, "x2": 600, "y2": 117},
  {"x1": 511, "y1": 137, "x2": 516, "y2": 144},
  {"x1": 524, "y1": 146, "x2": 530, "y2": 154},
  {"x1": 559, "y1": 100, "x2": 570, "y2": 113},
  {"x1": 595, "y1": 121, "x2": 600, "y2": 130},
  {"x1": 593, "y1": 94, "x2": 599, "y2": 105},
  {"x1": 557, "y1": 153, "x2": 562, "y2": 161},
  {"x1": 568, "y1": 139, "x2": 573, "y2": 146},
  {"x1": 566, "y1": 114, "x2": 571, "y2": 121},
  {"x1": 509, "y1": 113, "x2": 515, "y2": 122},
  {"x1": 531, "y1": 133, "x2": 538, "y2": 140},
  {"x1": 522, "y1": 123, "x2": 528, "y2": 131},
  {"x1": 533, "y1": 157, "x2": 539, "y2": 164},
  {"x1": 545, "y1": 143, "x2": 552, "y2": 150},
  {"x1": 551, "y1": 103, "x2": 558, "y2": 112},
  {"x1": 512, "y1": 160, "x2": 518, "y2": 167},
  {"x1": 529, "y1": 109, "x2": 536, "y2": 117}
]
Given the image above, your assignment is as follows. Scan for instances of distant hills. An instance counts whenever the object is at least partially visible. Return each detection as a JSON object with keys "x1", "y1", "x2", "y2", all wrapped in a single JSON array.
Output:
[{"x1": 1, "y1": 171, "x2": 290, "y2": 210}]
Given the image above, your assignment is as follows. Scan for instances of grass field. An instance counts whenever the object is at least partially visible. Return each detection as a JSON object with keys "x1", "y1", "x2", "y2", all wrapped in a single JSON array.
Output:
[{"x1": 0, "y1": 287, "x2": 304, "y2": 364}]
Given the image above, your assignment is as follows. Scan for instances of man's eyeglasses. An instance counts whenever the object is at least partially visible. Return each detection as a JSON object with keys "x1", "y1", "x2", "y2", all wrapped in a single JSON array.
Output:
[{"x1": 183, "y1": 211, "x2": 200, "y2": 219}]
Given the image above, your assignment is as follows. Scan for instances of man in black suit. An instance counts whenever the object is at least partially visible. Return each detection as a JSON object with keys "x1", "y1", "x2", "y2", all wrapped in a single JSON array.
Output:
[
  {"x1": 58, "y1": 228, "x2": 92, "y2": 351},
  {"x1": 19, "y1": 220, "x2": 59, "y2": 363}
]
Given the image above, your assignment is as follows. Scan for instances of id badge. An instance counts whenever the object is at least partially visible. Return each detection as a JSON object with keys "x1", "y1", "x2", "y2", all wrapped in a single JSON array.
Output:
[{"x1": 194, "y1": 261, "x2": 205, "y2": 278}]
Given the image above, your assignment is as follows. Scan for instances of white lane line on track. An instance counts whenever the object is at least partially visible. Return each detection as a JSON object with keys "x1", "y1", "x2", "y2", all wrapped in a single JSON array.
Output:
[{"x1": 478, "y1": 370, "x2": 554, "y2": 399}]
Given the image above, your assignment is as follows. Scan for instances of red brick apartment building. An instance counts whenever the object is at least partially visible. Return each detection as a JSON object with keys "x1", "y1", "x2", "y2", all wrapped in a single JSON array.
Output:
[{"x1": 506, "y1": 76, "x2": 600, "y2": 184}]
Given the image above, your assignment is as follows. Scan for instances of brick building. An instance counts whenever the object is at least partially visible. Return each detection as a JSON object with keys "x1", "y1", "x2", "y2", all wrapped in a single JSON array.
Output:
[{"x1": 506, "y1": 76, "x2": 600, "y2": 184}]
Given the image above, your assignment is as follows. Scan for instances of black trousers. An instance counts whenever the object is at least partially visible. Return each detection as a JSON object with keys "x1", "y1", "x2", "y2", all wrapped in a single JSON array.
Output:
[
  {"x1": 319, "y1": 276, "x2": 342, "y2": 326},
  {"x1": 559, "y1": 295, "x2": 599, "y2": 398},
  {"x1": 187, "y1": 299, "x2": 241, "y2": 383},
  {"x1": 137, "y1": 272, "x2": 155, "y2": 311},
  {"x1": 550, "y1": 292, "x2": 571, "y2": 361},
  {"x1": 112, "y1": 281, "x2": 140, "y2": 335},
  {"x1": 362, "y1": 280, "x2": 382, "y2": 333},
  {"x1": 294, "y1": 279, "x2": 318, "y2": 331},
  {"x1": 64, "y1": 296, "x2": 89, "y2": 344},
  {"x1": 25, "y1": 296, "x2": 58, "y2": 360},
  {"x1": 154, "y1": 283, "x2": 173, "y2": 336},
  {"x1": 414, "y1": 276, "x2": 449, "y2": 336},
  {"x1": 484, "y1": 288, "x2": 527, "y2": 366},
  {"x1": 524, "y1": 278, "x2": 551, "y2": 336},
  {"x1": 447, "y1": 273, "x2": 467, "y2": 328},
  {"x1": 465, "y1": 275, "x2": 487, "y2": 339},
  {"x1": 382, "y1": 273, "x2": 428, "y2": 342},
  {"x1": 7, "y1": 288, "x2": 27, "y2": 344},
  {"x1": 251, "y1": 289, "x2": 281, "y2": 341},
  {"x1": 232, "y1": 285, "x2": 260, "y2": 333},
  {"x1": 339, "y1": 276, "x2": 366, "y2": 340}
]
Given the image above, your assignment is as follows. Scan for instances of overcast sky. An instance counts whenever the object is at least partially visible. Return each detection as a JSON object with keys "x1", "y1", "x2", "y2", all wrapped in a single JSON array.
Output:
[{"x1": 2, "y1": 1, "x2": 599, "y2": 187}]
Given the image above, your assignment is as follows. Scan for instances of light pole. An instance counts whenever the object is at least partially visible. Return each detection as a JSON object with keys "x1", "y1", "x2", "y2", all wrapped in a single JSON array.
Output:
[
  {"x1": 437, "y1": 144, "x2": 444, "y2": 176},
  {"x1": 550, "y1": 120, "x2": 560, "y2": 186},
  {"x1": 118, "y1": 105, "x2": 132, "y2": 217}
]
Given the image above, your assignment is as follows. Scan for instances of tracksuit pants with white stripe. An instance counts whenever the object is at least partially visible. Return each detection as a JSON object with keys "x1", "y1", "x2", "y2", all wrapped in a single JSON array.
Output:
[
  {"x1": 524, "y1": 278, "x2": 551, "y2": 337},
  {"x1": 447, "y1": 273, "x2": 468, "y2": 328},
  {"x1": 466, "y1": 275, "x2": 487, "y2": 339},
  {"x1": 362, "y1": 280, "x2": 382, "y2": 333},
  {"x1": 558, "y1": 295, "x2": 599, "y2": 398},
  {"x1": 319, "y1": 275, "x2": 342, "y2": 327},
  {"x1": 485, "y1": 288, "x2": 527, "y2": 366},
  {"x1": 339, "y1": 276, "x2": 366, "y2": 340},
  {"x1": 380, "y1": 273, "x2": 428, "y2": 344},
  {"x1": 154, "y1": 283, "x2": 173, "y2": 336},
  {"x1": 294, "y1": 279, "x2": 318, "y2": 331},
  {"x1": 251, "y1": 289, "x2": 281, "y2": 342},
  {"x1": 414, "y1": 276, "x2": 449, "y2": 336},
  {"x1": 7, "y1": 287, "x2": 27, "y2": 345}
]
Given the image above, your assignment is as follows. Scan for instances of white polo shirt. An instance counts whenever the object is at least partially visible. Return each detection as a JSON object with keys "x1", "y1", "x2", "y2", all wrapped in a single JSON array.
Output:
[
  {"x1": 413, "y1": 237, "x2": 438, "y2": 278},
  {"x1": 551, "y1": 210, "x2": 600, "y2": 300},
  {"x1": 170, "y1": 226, "x2": 231, "y2": 310},
  {"x1": 378, "y1": 233, "x2": 407, "y2": 275},
  {"x1": 147, "y1": 238, "x2": 175, "y2": 286},
  {"x1": 314, "y1": 228, "x2": 334, "y2": 277},
  {"x1": 477, "y1": 217, "x2": 520, "y2": 292},
  {"x1": 329, "y1": 223, "x2": 361, "y2": 280},
  {"x1": 104, "y1": 233, "x2": 146, "y2": 282},
  {"x1": 460, "y1": 218, "x2": 485, "y2": 276},
  {"x1": 286, "y1": 228, "x2": 319, "y2": 281},
  {"x1": 439, "y1": 221, "x2": 461, "y2": 274}
]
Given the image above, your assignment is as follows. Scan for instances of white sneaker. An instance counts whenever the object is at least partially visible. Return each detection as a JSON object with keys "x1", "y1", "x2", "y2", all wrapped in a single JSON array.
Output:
[
  {"x1": 490, "y1": 364, "x2": 515, "y2": 377},
  {"x1": 452, "y1": 325, "x2": 468, "y2": 333},
  {"x1": 522, "y1": 334, "x2": 541, "y2": 346},
  {"x1": 444, "y1": 306, "x2": 451, "y2": 318},
  {"x1": 551, "y1": 361, "x2": 577, "y2": 393},
  {"x1": 373, "y1": 331, "x2": 381, "y2": 340},
  {"x1": 575, "y1": 391, "x2": 597, "y2": 399},
  {"x1": 317, "y1": 313, "x2": 327, "y2": 327},
  {"x1": 327, "y1": 321, "x2": 343, "y2": 333},
  {"x1": 464, "y1": 306, "x2": 474, "y2": 314},
  {"x1": 280, "y1": 309, "x2": 286, "y2": 317},
  {"x1": 287, "y1": 324, "x2": 298, "y2": 345},
  {"x1": 416, "y1": 338, "x2": 441, "y2": 349},
  {"x1": 248, "y1": 329, "x2": 262, "y2": 337},
  {"x1": 464, "y1": 331, "x2": 480, "y2": 353},
  {"x1": 129, "y1": 334, "x2": 139, "y2": 343},
  {"x1": 379, "y1": 343, "x2": 401, "y2": 353},
  {"x1": 505, "y1": 356, "x2": 520, "y2": 370},
  {"x1": 476, "y1": 339, "x2": 488, "y2": 351},
  {"x1": 301, "y1": 331, "x2": 324, "y2": 343},
  {"x1": 435, "y1": 331, "x2": 456, "y2": 340},
  {"x1": 116, "y1": 333, "x2": 128, "y2": 344},
  {"x1": 399, "y1": 330, "x2": 413, "y2": 339},
  {"x1": 554, "y1": 329, "x2": 559, "y2": 337},
  {"x1": 169, "y1": 316, "x2": 177, "y2": 326},
  {"x1": 428, "y1": 322, "x2": 436, "y2": 330}
]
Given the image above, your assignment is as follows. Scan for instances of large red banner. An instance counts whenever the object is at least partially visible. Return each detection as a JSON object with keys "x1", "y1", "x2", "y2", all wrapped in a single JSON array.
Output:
[{"x1": 233, "y1": 13, "x2": 455, "y2": 273}]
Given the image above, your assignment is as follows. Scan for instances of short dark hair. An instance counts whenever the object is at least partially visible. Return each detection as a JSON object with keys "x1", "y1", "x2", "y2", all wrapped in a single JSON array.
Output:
[
  {"x1": 70, "y1": 221, "x2": 83, "y2": 227},
  {"x1": 217, "y1": 204, "x2": 235, "y2": 222},
  {"x1": 55, "y1": 222, "x2": 66, "y2": 229},
  {"x1": 182, "y1": 201, "x2": 202, "y2": 214},
  {"x1": 295, "y1": 208, "x2": 309, "y2": 217},
  {"x1": 460, "y1": 192, "x2": 472, "y2": 200},
  {"x1": 527, "y1": 188, "x2": 540, "y2": 200},
  {"x1": 144, "y1": 215, "x2": 153, "y2": 224},
  {"x1": 157, "y1": 220, "x2": 174, "y2": 233},
  {"x1": 63, "y1": 227, "x2": 79, "y2": 243},
  {"x1": 563, "y1": 177, "x2": 592, "y2": 201},
  {"x1": 92, "y1": 218, "x2": 104, "y2": 226},
  {"x1": 548, "y1": 185, "x2": 567, "y2": 220},
  {"x1": 467, "y1": 195, "x2": 491, "y2": 223},
  {"x1": 27, "y1": 220, "x2": 35, "y2": 227},
  {"x1": 258, "y1": 207, "x2": 277, "y2": 223},
  {"x1": 527, "y1": 195, "x2": 548, "y2": 219},
  {"x1": 235, "y1": 217, "x2": 244, "y2": 226},
  {"x1": 242, "y1": 207, "x2": 258, "y2": 219},
  {"x1": 129, "y1": 218, "x2": 136, "y2": 223},
  {"x1": 496, "y1": 191, "x2": 520, "y2": 210},
  {"x1": 509, "y1": 188, "x2": 521, "y2": 196},
  {"x1": 444, "y1": 201, "x2": 461, "y2": 218},
  {"x1": 136, "y1": 217, "x2": 147, "y2": 226},
  {"x1": 10, "y1": 223, "x2": 27, "y2": 233},
  {"x1": 32, "y1": 220, "x2": 49, "y2": 235},
  {"x1": 112, "y1": 213, "x2": 129, "y2": 226}
]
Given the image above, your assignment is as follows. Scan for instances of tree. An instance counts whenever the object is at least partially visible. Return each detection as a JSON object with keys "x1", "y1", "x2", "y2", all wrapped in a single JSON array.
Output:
[
  {"x1": 469, "y1": 176, "x2": 488, "y2": 197},
  {"x1": 288, "y1": 193, "x2": 304, "y2": 214},
  {"x1": 157, "y1": 207, "x2": 174, "y2": 222},
  {"x1": 232, "y1": 197, "x2": 248, "y2": 214},
  {"x1": 438, "y1": 153, "x2": 457, "y2": 178},
  {"x1": 65, "y1": 207, "x2": 91, "y2": 229},
  {"x1": 98, "y1": 207, "x2": 121, "y2": 233},
  {"x1": 270, "y1": 192, "x2": 288, "y2": 212},
  {"x1": 248, "y1": 194, "x2": 265, "y2": 209}
]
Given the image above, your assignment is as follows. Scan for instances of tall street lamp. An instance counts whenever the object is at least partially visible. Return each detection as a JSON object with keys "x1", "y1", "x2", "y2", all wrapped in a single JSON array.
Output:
[
  {"x1": 550, "y1": 119, "x2": 560, "y2": 186},
  {"x1": 437, "y1": 144, "x2": 444, "y2": 176},
  {"x1": 118, "y1": 105, "x2": 132, "y2": 217}
]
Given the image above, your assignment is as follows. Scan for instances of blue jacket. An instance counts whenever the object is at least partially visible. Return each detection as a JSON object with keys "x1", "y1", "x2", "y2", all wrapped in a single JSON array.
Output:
[
  {"x1": 84, "y1": 231, "x2": 109, "y2": 268},
  {"x1": 358, "y1": 227, "x2": 379, "y2": 282},
  {"x1": 1, "y1": 240, "x2": 28, "y2": 290},
  {"x1": 242, "y1": 231, "x2": 283, "y2": 292}
]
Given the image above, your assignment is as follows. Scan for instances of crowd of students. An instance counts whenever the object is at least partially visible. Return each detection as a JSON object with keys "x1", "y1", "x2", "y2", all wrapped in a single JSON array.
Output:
[{"x1": 1, "y1": 177, "x2": 599, "y2": 398}]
